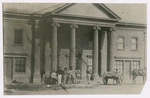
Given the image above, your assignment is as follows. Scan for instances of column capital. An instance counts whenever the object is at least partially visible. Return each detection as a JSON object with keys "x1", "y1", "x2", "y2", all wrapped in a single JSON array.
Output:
[
  {"x1": 51, "y1": 22, "x2": 60, "y2": 27},
  {"x1": 70, "y1": 24, "x2": 78, "y2": 29},
  {"x1": 109, "y1": 27, "x2": 116, "y2": 32},
  {"x1": 93, "y1": 25, "x2": 101, "y2": 31}
]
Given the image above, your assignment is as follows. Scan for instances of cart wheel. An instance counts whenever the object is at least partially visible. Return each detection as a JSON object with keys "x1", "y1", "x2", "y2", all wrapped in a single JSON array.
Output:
[
  {"x1": 103, "y1": 73, "x2": 107, "y2": 85},
  {"x1": 103, "y1": 78, "x2": 107, "y2": 85}
]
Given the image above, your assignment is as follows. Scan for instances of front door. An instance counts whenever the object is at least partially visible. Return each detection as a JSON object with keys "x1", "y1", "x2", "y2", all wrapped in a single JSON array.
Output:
[
  {"x1": 4, "y1": 57, "x2": 13, "y2": 84},
  {"x1": 124, "y1": 60, "x2": 131, "y2": 82}
]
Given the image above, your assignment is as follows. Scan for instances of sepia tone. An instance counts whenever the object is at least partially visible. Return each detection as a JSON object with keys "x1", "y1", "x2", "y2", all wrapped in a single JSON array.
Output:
[{"x1": 3, "y1": 3, "x2": 147, "y2": 94}]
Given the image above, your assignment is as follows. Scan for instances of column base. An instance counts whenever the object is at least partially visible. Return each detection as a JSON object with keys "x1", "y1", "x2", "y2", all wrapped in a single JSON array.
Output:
[
  {"x1": 100, "y1": 73, "x2": 103, "y2": 77},
  {"x1": 33, "y1": 73, "x2": 41, "y2": 83},
  {"x1": 92, "y1": 73, "x2": 100, "y2": 82},
  {"x1": 45, "y1": 73, "x2": 50, "y2": 78}
]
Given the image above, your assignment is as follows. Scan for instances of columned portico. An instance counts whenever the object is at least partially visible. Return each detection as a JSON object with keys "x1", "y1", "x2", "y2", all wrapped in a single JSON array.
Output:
[
  {"x1": 51, "y1": 23, "x2": 60, "y2": 72},
  {"x1": 93, "y1": 26, "x2": 101, "y2": 80},
  {"x1": 70, "y1": 24, "x2": 78, "y2": 77},
  {"x1": 46, "y1": 3, "x2": 120, "y2": 82}
]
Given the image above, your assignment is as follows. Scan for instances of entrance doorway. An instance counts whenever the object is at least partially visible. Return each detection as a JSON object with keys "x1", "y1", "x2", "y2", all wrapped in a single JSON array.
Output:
[
  {"x1": 124, "y1": 60, "x2": 131, "y2": 80},
  {"x1": 87, "y1": 55, "x2": 92, "y2": 71},
  {"x1": 4, "y1": 57, "x2": 13, "y2": 83},
  {"x1": 86, "y1": 55, "x2": 92, "y2": 80}
]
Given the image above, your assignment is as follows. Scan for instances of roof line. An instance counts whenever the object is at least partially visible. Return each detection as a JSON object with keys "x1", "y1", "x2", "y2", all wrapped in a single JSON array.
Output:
[
  {"x1": 51, "y1": 3, "x2": 72, "y2": 14},
  {"x1": 50, "y1": 3, "x2": 121, "y2": 20},
  {"x1": 33, "y1": 3, "x2": 63, "y2": 14},
  {"x1": 100, "y1": 3, "x2": 121, "y2": 20}
]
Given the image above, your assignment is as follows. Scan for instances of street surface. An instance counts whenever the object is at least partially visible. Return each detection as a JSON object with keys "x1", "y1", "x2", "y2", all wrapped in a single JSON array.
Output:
[{"x1": 4, "y1": 83, "x2": 144, "y2": 95}]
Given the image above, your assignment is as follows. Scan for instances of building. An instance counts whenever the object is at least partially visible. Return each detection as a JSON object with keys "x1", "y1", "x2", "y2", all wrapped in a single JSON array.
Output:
[{"x1": 3, "y1": 3, "x2": 147, "y2": 84}]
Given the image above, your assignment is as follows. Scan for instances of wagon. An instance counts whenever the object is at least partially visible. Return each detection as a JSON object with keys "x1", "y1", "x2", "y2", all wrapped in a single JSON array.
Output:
[{"x1": 103, "y1": 71, "x2": 124, "y2": 85}]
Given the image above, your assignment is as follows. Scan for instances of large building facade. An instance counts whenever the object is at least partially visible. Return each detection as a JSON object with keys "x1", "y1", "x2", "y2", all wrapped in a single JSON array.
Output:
[{"x1": 3, "y1": 3, "x2": 146, "y2": 84}]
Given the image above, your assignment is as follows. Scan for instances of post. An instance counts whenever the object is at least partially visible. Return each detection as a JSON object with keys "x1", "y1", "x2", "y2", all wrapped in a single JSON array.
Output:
[
  {"x1": 51, "y1": 23, "x2": 60, "y2": 72},
  {"x1": 29, "y1": 14, "x2": 35, "y2": 83},
  {"x1": 100, "y1": 31, "x2": 107, "y2": 76},
  {"x1": 93, "y1": 26, "x2": 101, "y2": 81},
  {"x1": 70, "y1": 24, "x2": 78, "y2": 78},
  {"x1": 107, "y1": 27, "x2": 116, "y2": 71}
]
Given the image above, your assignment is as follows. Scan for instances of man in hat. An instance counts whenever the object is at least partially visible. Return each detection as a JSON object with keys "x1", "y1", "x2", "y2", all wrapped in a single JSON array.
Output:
[{"x1": 57, "y1": 67, "x2": 64, "y2": 85}]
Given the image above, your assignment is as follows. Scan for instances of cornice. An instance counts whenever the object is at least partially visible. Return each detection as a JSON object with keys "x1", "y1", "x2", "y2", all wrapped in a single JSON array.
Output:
[
  {"x1": 114, "y1": 56, "x2": 142, "y2": 60},
  {"x1": 3, "y1": 11, "x2": 41, "y2": 19},
  {"x1": 116, "y1": 27, "x2": 146, "y2": 31},
  {"x1": 117, "y1": 22, "x2": 146, "y2": 28},
  {"x1": 4, "y1": 53, "x2": 28, "y2": 57},
  {"x1": 52, "y1": 13, "x2": 119, "y2": 22},
  {"x1": 3, "y1": 17, "x2": 39, "y2": 25},
  {"x1": 51, "y1": 17, "x2": 116, "y2": 27}
]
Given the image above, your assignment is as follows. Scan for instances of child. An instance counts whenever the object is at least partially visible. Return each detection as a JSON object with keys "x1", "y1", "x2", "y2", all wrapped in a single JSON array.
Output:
[{"x1": 63, "y1": 67, "x2": 68, "y2": 84}]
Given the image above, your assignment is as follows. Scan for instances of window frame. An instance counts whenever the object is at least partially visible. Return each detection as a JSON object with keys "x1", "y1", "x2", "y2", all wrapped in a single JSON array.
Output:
[
  {"x1": 14, "y1": 28, "x2": 23, "y2": 45},
  {"x1": 132, "y1": 60, "x2": 140, "y2": 69},
  {"x1": 14, "y1": 57, "x2": 26, "y2": 73},
  {"x1": 115, "y1": 60, "x2": 124, "y2": 73},
  {"x1": 117, "y1": 36, "x2": 125, "y2": 51},
  {"x1": 131, "y1": 37, "x2": 138, "y2": 51}
]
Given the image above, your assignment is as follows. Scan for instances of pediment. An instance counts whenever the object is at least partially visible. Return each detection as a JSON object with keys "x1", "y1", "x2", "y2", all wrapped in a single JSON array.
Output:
[{"x1": 52, "y1": 3, "x2": 120, "y2": 20}]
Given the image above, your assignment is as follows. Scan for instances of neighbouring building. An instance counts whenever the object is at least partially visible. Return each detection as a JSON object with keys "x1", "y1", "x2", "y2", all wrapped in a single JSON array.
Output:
[{"x1": 3, "y1": 3, "x2": 147, "y2": 84}]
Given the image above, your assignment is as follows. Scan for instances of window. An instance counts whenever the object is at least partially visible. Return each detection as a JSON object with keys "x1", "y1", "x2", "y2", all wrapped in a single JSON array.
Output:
[
  {"x1": 131, "y1": 61, "x2": 140, "y2": 70},
  {"x1": 14, "y1": 57, "x2": 26, "y2": 72},
  {"x1": 115, "y1": 60, "x2": 124, "y2": 73},
  {"x1": 117, "y1": 37, "x2": 124, "y2": 50},
  {"x1": 14, "y1": 29, "x2": 23, "y2": 45},
  {"x1": 131, "y1": 37, "x2": 138, "y2": 50}
]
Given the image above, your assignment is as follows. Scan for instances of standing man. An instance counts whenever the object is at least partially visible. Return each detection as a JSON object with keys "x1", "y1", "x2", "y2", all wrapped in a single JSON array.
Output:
[
  {"x1": 86, "y1": 67, "x2": 92, "y2": 84},
  {"x1": 68, "y1": 67, "x2": 74, "y2": 84},
  {"x1": 75, "y1": 68, "x2": 81, "y2": 84},
  {"x1": 63, "y1": 67, "x2": 68, "y2": 84},
  {"x1": 57, "y1": 67, "x2": 64, "y2": 85}
]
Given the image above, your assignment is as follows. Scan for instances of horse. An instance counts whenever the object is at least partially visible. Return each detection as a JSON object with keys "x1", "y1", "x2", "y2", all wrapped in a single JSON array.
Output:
[{"x1": 132, "y1": 68, "x2": 146, "y2": 84}]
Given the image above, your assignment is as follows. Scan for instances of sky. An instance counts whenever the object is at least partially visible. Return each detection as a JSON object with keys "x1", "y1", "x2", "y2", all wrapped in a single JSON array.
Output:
[
  {"x1": 3, "y1": 3, "x2": 147, "y2": 24},
  {"x1": 106, "y1": 3, "x2": 146, "y2": 24}
]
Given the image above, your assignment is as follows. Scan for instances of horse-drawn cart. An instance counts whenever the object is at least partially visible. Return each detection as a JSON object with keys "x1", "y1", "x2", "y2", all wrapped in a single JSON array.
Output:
[{"x1": 103, "y1": 71, "x2": 124, "y2": 85}]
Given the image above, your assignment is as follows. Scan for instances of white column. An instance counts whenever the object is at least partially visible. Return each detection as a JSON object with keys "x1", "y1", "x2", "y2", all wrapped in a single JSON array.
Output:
[
  {"x1": 93, "y1": 26, "x2": 101, "y2": 81},
  {"x1": 70, "y1": 24, "x2": 78, "y2": 77},
  {"x1": 51, "y1": 23, "x2": 60, "y2": 72},
  {"x1": 100, "y1": 31, "x2": 107, "y2": 76},
  {"x1": 34, "y1": 39, "x2": 41, "y2": 83},
  {"x1": 108, "y1": 28, "x2": 116, "y2": 71},
  {"x1": 45, "y1": 42, "x2": 51, "y2": 76}
]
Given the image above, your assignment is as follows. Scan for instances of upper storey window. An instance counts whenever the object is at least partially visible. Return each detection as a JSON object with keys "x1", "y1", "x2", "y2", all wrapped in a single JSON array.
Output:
[
  {"x1": 14, "y1": 29, "x2": 23, "y2": 45},
  {"x1": 117, "y1": 36, "x2": 124, "y2": 51},
  {"x1": 131, "y1": 37, "x2": 138, "y2": 50}
]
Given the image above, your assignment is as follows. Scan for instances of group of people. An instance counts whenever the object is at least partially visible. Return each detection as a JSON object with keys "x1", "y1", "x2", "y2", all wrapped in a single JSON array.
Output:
[
  {"x1": 42, "y1": 66, "x2": 93, "y2": 85},
  {"x1": 43, "y1": 67, "x2": 81, "y2": 85}
]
